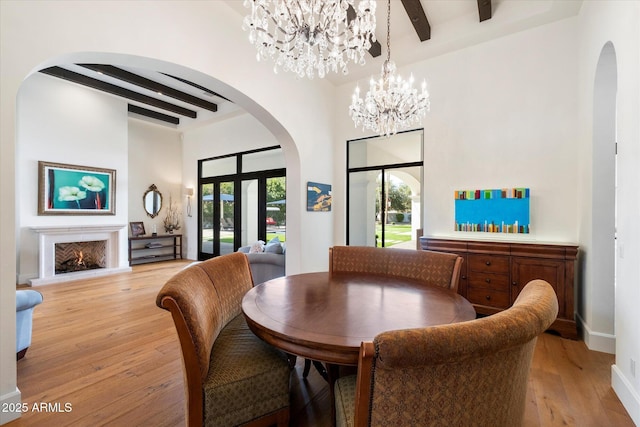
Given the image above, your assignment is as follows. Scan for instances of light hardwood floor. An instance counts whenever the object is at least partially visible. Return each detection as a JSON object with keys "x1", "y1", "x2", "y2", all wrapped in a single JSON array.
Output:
[{"x1": 9, "y1": 260, "x2": 634, "y2": 427}]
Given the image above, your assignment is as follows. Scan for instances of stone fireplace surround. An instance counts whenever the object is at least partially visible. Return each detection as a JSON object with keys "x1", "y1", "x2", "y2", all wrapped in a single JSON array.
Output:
[{"x1": 30, "y1": 225, "x2": 131, "y2": 285}]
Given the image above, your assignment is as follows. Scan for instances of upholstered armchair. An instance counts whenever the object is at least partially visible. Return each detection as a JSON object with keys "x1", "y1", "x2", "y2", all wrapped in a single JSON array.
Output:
[
  {"x1": 156, "y1": 253, "x2": 290, "y2": 427},
  {"x1": 329, "y1": 246, "x2": 463, "y2": 292},
  {"x1": 16, "y1": 289, "x2": 43, "y2": 360},
  {"x1": 334, "y1": 279, "x2": 559, "y2": 427}
]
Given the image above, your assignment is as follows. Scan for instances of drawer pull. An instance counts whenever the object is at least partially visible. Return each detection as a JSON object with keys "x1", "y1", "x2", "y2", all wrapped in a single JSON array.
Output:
[
  {"x1": 485, "y1": 295, "x2": 491, "y2": 301},
  {"x1": 462, "y1": 275, "x2": 467, "y2": 279},
  {"x1": 485, "y1": 261, "x2": 491, "y2": 266},
  {"x1": 485, "y1": 278, "x2": 491, "y2": 283},
  {"x1": 512, "y1": 281, "x2": 517, "y2": 286}
]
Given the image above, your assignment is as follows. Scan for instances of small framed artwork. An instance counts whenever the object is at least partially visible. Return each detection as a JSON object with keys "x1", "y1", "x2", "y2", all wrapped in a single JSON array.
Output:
[
  {"x1": 129, "y1": 222, "x2": 146, "y2": 237},
  {"x1": 38, "y1": 161, "x2": 116, "y2": 215},
  {"x1": 307, "y1": 181, "x2": 332, "y2": 212}
]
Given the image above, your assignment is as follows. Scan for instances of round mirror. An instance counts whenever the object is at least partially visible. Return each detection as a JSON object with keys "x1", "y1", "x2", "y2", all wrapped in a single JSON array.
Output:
[{"x1": 143, "y1": 184, "x2": 163, "y2": 218}]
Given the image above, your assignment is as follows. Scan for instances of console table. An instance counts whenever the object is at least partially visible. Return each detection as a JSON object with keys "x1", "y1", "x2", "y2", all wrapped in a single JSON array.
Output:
[
  {"x1": 128, "y1": 234, "x2": 182, "y2": 266},
  {"x1": 419, "y1": 237, "x2": 579, "y2": 339}
]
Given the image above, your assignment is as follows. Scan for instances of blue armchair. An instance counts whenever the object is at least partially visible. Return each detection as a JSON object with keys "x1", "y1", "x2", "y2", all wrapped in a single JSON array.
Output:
[{"x1": 16, "y1": 289, "x2": 43, "y2": 360}]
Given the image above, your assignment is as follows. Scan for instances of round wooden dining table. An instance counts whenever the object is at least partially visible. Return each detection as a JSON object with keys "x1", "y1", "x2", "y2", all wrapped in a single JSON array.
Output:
[{"x1": 242, "y1": 271, "x2": 476, "y2": 366}]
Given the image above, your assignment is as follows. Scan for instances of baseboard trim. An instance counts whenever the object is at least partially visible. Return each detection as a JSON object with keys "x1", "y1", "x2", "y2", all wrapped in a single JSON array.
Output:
[
  {"x1": 576, "y1": 313, "x2": 616, "y2": 354},
  {"x1": 0, "y1": 388, "x2": 22, "y2": 425},
  {"x1": 612, "y1": 364, "x2": 640, "y2": 426}
]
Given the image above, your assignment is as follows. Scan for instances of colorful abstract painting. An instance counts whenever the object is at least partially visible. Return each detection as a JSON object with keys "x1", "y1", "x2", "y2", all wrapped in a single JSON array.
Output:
[
  {"x1": 455, "y1": 188, "x2": 530, "y2": 233},
  {"x1": 307, "y1": 182, "x2": 332, "y2": 211}
]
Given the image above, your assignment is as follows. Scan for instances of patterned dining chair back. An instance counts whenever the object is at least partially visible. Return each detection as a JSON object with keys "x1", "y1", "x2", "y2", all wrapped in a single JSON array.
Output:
[
  {"x1": 329, "y1": 246, "x2": 463, "y2": 291},
  {"x1": 334, "y1": 279, "x2": 559, "y2": 427},
  {"x1": 156, "y1": 253, "x2": 290, "y2": 427}
]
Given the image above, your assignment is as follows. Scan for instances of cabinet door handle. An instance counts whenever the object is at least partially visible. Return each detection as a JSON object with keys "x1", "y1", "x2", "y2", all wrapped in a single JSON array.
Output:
[
  {"x1": 485, "y1": 295, "x2": 491, "y2": 301},
  {"x1": 485, "y1": 278, "x2": 491, "y2": 283},
  {"x1": 485, "y1": 261, "x2": 491, "y2": 266},
  {"x1": 512, "y1": 281, "x2": 517, "y2": 286},
  {"x1": 461, "y1": 275, "x2": 467, "y2": 280}
]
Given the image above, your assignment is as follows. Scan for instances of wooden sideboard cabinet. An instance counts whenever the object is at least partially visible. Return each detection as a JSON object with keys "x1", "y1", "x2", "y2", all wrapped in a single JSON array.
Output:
[
  {"x1": 128, "y1": 234, "x2": 182, "y2": 266},
  {"x1": 419, "y1": 237, "x2": 579, "y2": 339}
]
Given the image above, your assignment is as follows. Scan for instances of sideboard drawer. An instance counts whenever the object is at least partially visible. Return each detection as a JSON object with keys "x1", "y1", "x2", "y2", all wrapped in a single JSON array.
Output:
[
  {"x1": 468, "y1": 254, "x2": 510, "y2": 273},
  {"x1": 467, "y1": 287, "x2": 510, "y2": 309},
  {"x1": 468, "y1": 272, "x2": 510, "y2": 290}
]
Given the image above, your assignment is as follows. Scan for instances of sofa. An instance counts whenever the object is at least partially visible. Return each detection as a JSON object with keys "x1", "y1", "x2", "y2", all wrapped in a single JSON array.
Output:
[
  {"x1": 16, "y1": 289, "x2": 43, "y2": 360},
  {"x1": 237, "y1": 239, "x2": 285, "y2": 285}
]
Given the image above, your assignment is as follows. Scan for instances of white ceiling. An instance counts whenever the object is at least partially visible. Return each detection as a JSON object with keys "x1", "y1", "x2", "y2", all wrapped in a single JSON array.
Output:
[
  {"x1": 225, "y1": 0, "x2": 583, "y2": 87},
  {"x1": 43, "y1": 0, "x2": 583, "y2": 130}
]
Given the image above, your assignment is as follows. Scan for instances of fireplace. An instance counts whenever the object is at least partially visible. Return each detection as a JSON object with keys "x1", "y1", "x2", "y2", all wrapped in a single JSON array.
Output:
[
  {"x1": 30, "y1": 225, "x2": 131, "y2": 285},
  {"x1": 55, "y1": 240, "x2": 107, "y2": 274}
]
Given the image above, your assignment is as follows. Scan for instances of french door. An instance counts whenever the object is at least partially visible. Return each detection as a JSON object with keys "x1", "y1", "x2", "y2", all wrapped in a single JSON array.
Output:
[{"x1": 198, "y1": 173, "x2": 285, "y2": 260}]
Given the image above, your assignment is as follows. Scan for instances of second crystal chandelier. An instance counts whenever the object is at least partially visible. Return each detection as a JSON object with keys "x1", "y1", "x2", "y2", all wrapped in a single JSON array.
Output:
[
  {"x1": 243, "y1": 0, "x2": 377, "y2": 79},
  {"x1": 350, "y1": 0, "x2": 430, "y2": 137}
]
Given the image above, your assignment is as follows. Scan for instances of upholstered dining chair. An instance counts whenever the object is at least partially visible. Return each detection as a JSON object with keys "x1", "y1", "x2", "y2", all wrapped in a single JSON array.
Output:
[
  {"x1": 334, "y1": 279, "x2": 559, "y2": 427},
  {"x1": 329, "y1": 246, "x2": 463, "y2": 292},
  {"x1": 156, "y1": 253, "x2": 291, "y2": 427}
]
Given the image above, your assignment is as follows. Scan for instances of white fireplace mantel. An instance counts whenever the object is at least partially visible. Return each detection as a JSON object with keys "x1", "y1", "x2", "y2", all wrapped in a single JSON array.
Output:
[{"x1": 30, "y1": 224, "x2": 131, "y2": 285}]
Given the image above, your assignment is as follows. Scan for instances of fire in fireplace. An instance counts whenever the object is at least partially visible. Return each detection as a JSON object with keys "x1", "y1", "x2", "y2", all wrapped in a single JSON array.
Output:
[{"x1": 55, "y1": 240, "x2": 106, "y2": 274}]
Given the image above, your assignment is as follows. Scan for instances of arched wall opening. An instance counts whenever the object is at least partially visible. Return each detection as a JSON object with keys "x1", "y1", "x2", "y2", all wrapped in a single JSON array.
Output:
[
  {"x1": 588, "y1": 41, "x2": 617, "y2": 349},
  {"x1": 14, "y1": 52, "x2": 303, "y2": 281}
]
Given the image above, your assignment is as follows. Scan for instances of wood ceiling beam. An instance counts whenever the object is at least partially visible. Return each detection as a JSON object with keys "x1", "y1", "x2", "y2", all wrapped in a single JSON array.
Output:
[
  {"x1": 477, "y1": 0, "x2": 492, "y2": 22},
  {"x1": 401, "y1": 0, "x2": 431, "y2": 42},
  {"x1": 80, "y1": 64, "x2": 218, "y2": 113},
  {"x1": 128, "y1": 104, "x2": 179, "y2": 125},
  {"x1": 160, "y1": 73, "x2": 232, "y2": 103},
  {"x1": 347, "y1": 5, "x2": 382, "y2": 58},
  {"x1": 39, "y1": 66, "x2": 198, "y2": 118}
]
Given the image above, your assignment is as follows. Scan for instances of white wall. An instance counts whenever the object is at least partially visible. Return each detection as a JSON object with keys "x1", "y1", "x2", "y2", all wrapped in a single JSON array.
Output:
[
  {"x1": 181, "y1": 113, "x2": 280, "y2": 261},
  {"x1": 577, "y1": 2, "x2": 640, "y2": 423},
  {"x1": 128, "y1": 119, "x2": 182, "y2": 240},
  {"x1": 16, "y1": 73, "x2": 130, "y2": 284},
  {"x1": 1, "y1": 2, "x2": 335, "y2": 422},
  {"x1": 334, "y1": 17, "x2": 580, "y2": 244}
]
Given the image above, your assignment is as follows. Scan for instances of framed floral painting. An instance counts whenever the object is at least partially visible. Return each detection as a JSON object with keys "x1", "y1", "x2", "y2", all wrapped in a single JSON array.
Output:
[{"x1": 38, "y1": 161, "x2": 116, "y2": 215}]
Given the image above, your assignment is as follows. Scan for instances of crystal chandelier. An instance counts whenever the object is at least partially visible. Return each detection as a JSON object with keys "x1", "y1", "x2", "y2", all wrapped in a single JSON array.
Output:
[
  {"x1": 349, "y1": 0, "x2": 430, "y2": 137},
  {"x1": 242, "y1": 0, "x2": 377, "y2": 79}
]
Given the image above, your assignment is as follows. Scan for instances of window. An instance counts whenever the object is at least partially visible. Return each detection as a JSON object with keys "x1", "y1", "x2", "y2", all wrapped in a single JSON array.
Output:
[{"x1": 347, "y1": 130, "x2": 423, "y2": 248}]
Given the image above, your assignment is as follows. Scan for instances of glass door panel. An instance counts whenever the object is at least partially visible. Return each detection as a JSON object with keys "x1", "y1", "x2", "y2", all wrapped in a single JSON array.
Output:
[
  {"x1": 266, "y1": 177, "x2": 286, "y2": 243},
  {"x1": 200, "y1": 183, "x2": 214, "y2": 257},
  {"x1": 219, "y1": 181, "x2": 235, "y2": 255},
  {"x1": 379, "y1": 166, "x2": 422, "y2": 248},
  {"x1": 349, "y1": 166, "x2": 422, "y2": 248},
  {"x1": 241, "y1": 179, "x2": 259, "y2": 248},
  {"x1": 348, "y1": 170, "x2": 379, "y2": 246}
]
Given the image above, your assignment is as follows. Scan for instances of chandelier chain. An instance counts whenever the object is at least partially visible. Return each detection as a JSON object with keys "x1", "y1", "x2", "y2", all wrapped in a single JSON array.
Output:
[{"x1": 386, "y1": 0, "x2": 391, "y2": 63}]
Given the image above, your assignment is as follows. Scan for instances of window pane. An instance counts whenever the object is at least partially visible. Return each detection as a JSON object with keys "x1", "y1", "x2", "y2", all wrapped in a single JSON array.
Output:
[
  {"x1": 349, "y1": 170, "x2": 379, "y2": 246},
  {"x1": 266, "y1": 177, "x2": 286, "y2": 243},
  {"x1": 201, "y1": 183, "x2": 214, "y2": 255},
  {"x1": 240, "y1": 179, "x2": 259, "y2": 247},
  {"x1": 201, "y1": 156, "x2": 236, "y2": 178},
  {"x1": 242, "y1": 148, "x2": 285, "y2": 173},
  {"x1": 348, "y1": 131, "x2": 423, "y2": 169},
  {"x1": 219, "y1": 182, "x2": 235, "y2": 255}
]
